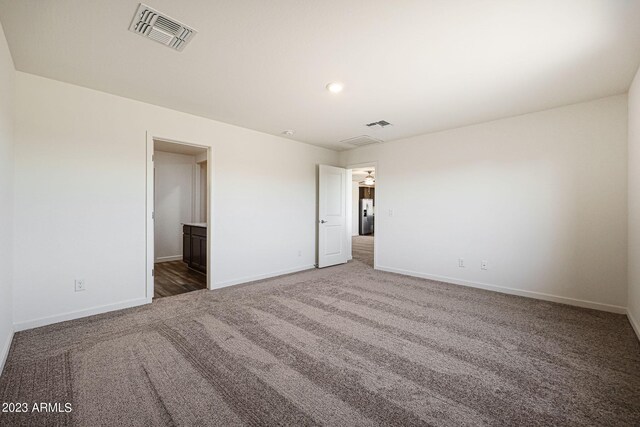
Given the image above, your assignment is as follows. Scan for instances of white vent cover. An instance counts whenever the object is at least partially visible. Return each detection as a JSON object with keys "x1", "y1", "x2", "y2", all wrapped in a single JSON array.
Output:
[
  {"x1": 129, "y1": 3, "x2": 196, "y2": 51},
  {"x1": 340, "y1": 135, "x2": 384, "y2": 147}
]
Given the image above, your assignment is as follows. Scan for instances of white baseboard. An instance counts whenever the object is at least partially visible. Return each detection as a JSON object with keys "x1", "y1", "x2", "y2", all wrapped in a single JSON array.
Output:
[
  {"x1": 213, "y1": 265, "x2": 315, "y2": 288},
  {"x1": 628, "y1": 309, "x2": 640, "y2": 341},
  {"x1": 0, "y1": 329, "x2": 14, "y2": 376},
  {"x1": 155, "y1": 255, "x2": 182, "y2": 263},
  {"x1": 376, "y1": 265, "x2": 627, "y2": 314},
  {"x1": 13, "y1": 297, "x2": 151, "y2": 332}
]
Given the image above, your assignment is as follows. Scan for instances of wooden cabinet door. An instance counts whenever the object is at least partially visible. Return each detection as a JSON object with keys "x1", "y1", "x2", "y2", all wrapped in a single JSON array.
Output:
[
  {"x1": 183, "y1": 225, "x2": 207, "y2": 274},
  {"x1": 199, "y1": 236, "x2": 207, "y2": 271},
  {"x1": 188, "y1": 226, "x2": 207, "y2": 273},
  {"x1": 183, "y1": 226, "x2": 191, "y2": 263},
  {"x1": 191, "y1": 235, "x2": 201, "y2": 269},
  {"x1": 190, "y1": 235, "x2": 207, "y2": 273},
  {"x1": 358, "y1": 187, "x2": 375, "y2": 200}
]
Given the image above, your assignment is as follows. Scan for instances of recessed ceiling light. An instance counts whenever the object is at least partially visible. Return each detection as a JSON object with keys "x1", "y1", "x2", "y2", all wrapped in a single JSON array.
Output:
[
  {"x1": 282, "y1": 130, "x2": 295, "y2": 136},
  {"x1": 326, "y1": 82, "x2": 344, "y2": 94}
]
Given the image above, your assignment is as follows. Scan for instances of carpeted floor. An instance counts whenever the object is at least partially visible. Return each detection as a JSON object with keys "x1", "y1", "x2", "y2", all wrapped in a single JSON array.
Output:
[
  {"x1": 1, "y1": 258, "x2": 639, "y2": 426},
  {"x1": 352, "y1": 235, "x2": 374, "y2": 267}
]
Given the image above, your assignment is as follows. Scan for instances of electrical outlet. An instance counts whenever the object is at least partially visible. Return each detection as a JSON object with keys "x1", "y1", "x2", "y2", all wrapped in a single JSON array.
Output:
[
  {"x1": 389, "y1": 209, "x2": 394, "y2": 217},
  {"x1": 75, "y1": 279, "x2": 86, "y2": 292},
  {"x1": 481, "y1": 260, "x2": 488, "y2": 270},
  {"x1": 458, "y1": 258, "x2": 465, "y2": 268},
  {"x1": 297, "y1": 250, "x2": 302, "y2": 257}
]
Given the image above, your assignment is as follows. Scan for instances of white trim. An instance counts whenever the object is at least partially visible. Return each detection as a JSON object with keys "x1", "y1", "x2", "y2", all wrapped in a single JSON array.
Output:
[
  {"x1": 0, "y1": 329, "x2": 14, "y2": 375},
  {"x1": 13, "y1": 298, "x2": 151, "y2": 332},
  {"x1": 376, "y1": 265, "x2": 627, "y2": 314},
  {"x1": 206, "y1": 145, "x2": 213, "y2": 290},
  {"x1": 213, "y1": 265, "x2": 315, "y2": 288},
  {"x1": 195, "y1": 151, "x2": 207, "y2": 163},
  {"x1": 155, "y1": 255, "x2": 183, "y2": 263},
  {"x1": 146, "y1": 133, "x2": 154, "y2": 300},
  {"x1": 346, "y1": 168, "x2": 352, "y2": 259},
  {"x1": 346, "y1": 160, "x2": 379, "y2": 270},
  {"x1": 146, "y1": 132, "x2": 214, "y2": 299},
  {"x1": 628, "y1": 309, "x2": 640, "y2": 341}
]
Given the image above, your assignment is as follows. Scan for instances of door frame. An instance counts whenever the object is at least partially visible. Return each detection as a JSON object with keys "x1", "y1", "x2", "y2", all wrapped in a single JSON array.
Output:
[
  {"x1": 145, "y1": 132, "x2": 213, "y2": 301},
  {"x1": 347, "y1": 160, "x2": 379, "y2": 270}
]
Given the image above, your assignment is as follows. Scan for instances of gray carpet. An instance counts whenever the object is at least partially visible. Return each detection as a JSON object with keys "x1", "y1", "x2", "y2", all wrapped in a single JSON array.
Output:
[
  {"x1": 352, "y1": 235, "x2": 374, "y2": 267},
  {"x1": 1, "y1": 259, "x2": 639, "y2": 426}
]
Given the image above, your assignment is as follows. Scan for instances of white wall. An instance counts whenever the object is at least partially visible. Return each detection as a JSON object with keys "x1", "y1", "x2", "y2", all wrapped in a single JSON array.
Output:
[
  {"x1": 0, "y1": 21, "x2": 14, "y2": 372},
  {"x1": 13, "y1": 72, "x2": 338, "y2": 329},
  {"x1": 629, "y1": 66, "x2": 640, "y2": 337},
  {"x1": 341, "y1": 95, "x2": 628, "y2": 312},
  {"x1": 154, "y1": 151, "x2": 196, "y2": 262}
]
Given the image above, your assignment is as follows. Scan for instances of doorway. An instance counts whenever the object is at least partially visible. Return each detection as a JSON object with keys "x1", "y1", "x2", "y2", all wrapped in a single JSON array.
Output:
[
  {"x1": 146, "y1": 136, "x2": 212, "y2": 301},
  {"x1": 350, "y1": 166, "x2": 376, "y2": 267}
]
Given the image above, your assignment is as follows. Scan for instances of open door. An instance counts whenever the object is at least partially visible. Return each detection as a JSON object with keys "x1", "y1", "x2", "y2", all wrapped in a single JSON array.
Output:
[{"x1": 318, "y1": 165, "x2": 348, "y2": 268}]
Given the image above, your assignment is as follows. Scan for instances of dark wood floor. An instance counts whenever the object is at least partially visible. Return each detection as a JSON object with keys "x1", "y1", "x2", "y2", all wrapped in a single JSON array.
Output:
[{"x1": 154, "y1": 260, "x2": 207, "y2": 299}]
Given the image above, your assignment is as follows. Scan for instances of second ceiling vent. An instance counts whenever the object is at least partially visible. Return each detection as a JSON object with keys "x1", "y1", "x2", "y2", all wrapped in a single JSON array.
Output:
[
  {"x1": 340, "y1": 135, "x2": 384, "y2": 147},
  {"x1": 129, "y1": 3, "x2": 197, "y2": 51}
]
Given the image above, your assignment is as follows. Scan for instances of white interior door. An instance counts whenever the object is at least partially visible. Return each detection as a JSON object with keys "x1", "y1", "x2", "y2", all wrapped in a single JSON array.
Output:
[{"x1": 318, "y1": 165, "x2": 348, "y2": 268}]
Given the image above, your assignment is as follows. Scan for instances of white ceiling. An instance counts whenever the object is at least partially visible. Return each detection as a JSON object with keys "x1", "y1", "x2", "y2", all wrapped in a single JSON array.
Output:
[{"x1": 1, "y1": 1, "x2": 639, "y2": 151}]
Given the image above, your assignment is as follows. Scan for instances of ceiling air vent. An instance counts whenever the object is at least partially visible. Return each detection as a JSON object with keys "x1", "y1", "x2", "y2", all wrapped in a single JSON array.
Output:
[
  {"x1": 340, "y1": 135, "x2": 384, "y2": 147},
  {"x1": 129, "y1": 3, "x2": 197, "y2": 51},
  {"x1": 366, "y1": 120, "x2": 392, "y2": 128}
]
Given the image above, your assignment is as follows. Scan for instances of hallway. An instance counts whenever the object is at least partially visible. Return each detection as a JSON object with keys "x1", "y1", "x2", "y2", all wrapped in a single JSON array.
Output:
[{"x1": 352, "y1": 235, "x2": 374, "y2": 267}]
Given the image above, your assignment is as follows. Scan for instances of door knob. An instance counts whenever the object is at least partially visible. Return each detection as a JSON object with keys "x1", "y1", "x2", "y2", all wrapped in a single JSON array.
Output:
[{"x1": 320, "y1": 220, "x2": 327, "y2": 223}]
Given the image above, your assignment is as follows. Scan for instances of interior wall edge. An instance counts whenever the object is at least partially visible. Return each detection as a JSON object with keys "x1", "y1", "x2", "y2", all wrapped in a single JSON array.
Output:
[
  {"x1": 211, "y1": 264, "x2": 316, "y2": 289},
  {"x1": 0, "y1": 329, "x2": 14, "y2": 375},
  {"x1": 0, "y1": 19, "x2": 15, "y2": 378},
  {"x1": 377, "y1": 265, "x2": 628, "y2": 315},
  {"x1": 628, "y1": 62, "x2": 640, "y2": 338},
  {"x1": 13, "y1": 297, "x2": 150, "y2": 332},
  {"x1": 628, "y1": 309, "x2": 640, "y2": 341}
]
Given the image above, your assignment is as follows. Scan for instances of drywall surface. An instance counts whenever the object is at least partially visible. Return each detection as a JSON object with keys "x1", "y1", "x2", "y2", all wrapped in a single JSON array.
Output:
[
  {"x1": 629, "y1": 66, "x2": 640, "y2": 335},
  {"x1": 341, "y1": 95, "x2": 628, "y2": 312},
  {"x1": 0, "y1": 21, "x2": 14, "y2": 371},
  {"x1": 154, "y1": 151, "x2": 196, "y2": 262},
  {"x1": 13, "y1": 72, "x2": 338, "y2": 328}
]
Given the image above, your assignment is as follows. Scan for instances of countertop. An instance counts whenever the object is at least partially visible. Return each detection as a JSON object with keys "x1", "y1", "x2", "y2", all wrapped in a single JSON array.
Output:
[{"x1": 182, "y1": 222, "x2": 207, "y2": 228}]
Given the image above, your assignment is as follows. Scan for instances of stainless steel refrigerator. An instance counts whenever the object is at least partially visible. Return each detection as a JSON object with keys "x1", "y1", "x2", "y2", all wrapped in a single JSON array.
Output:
[{"x1": 359, "y1": 198, "x2": 374, "y2": 235}]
